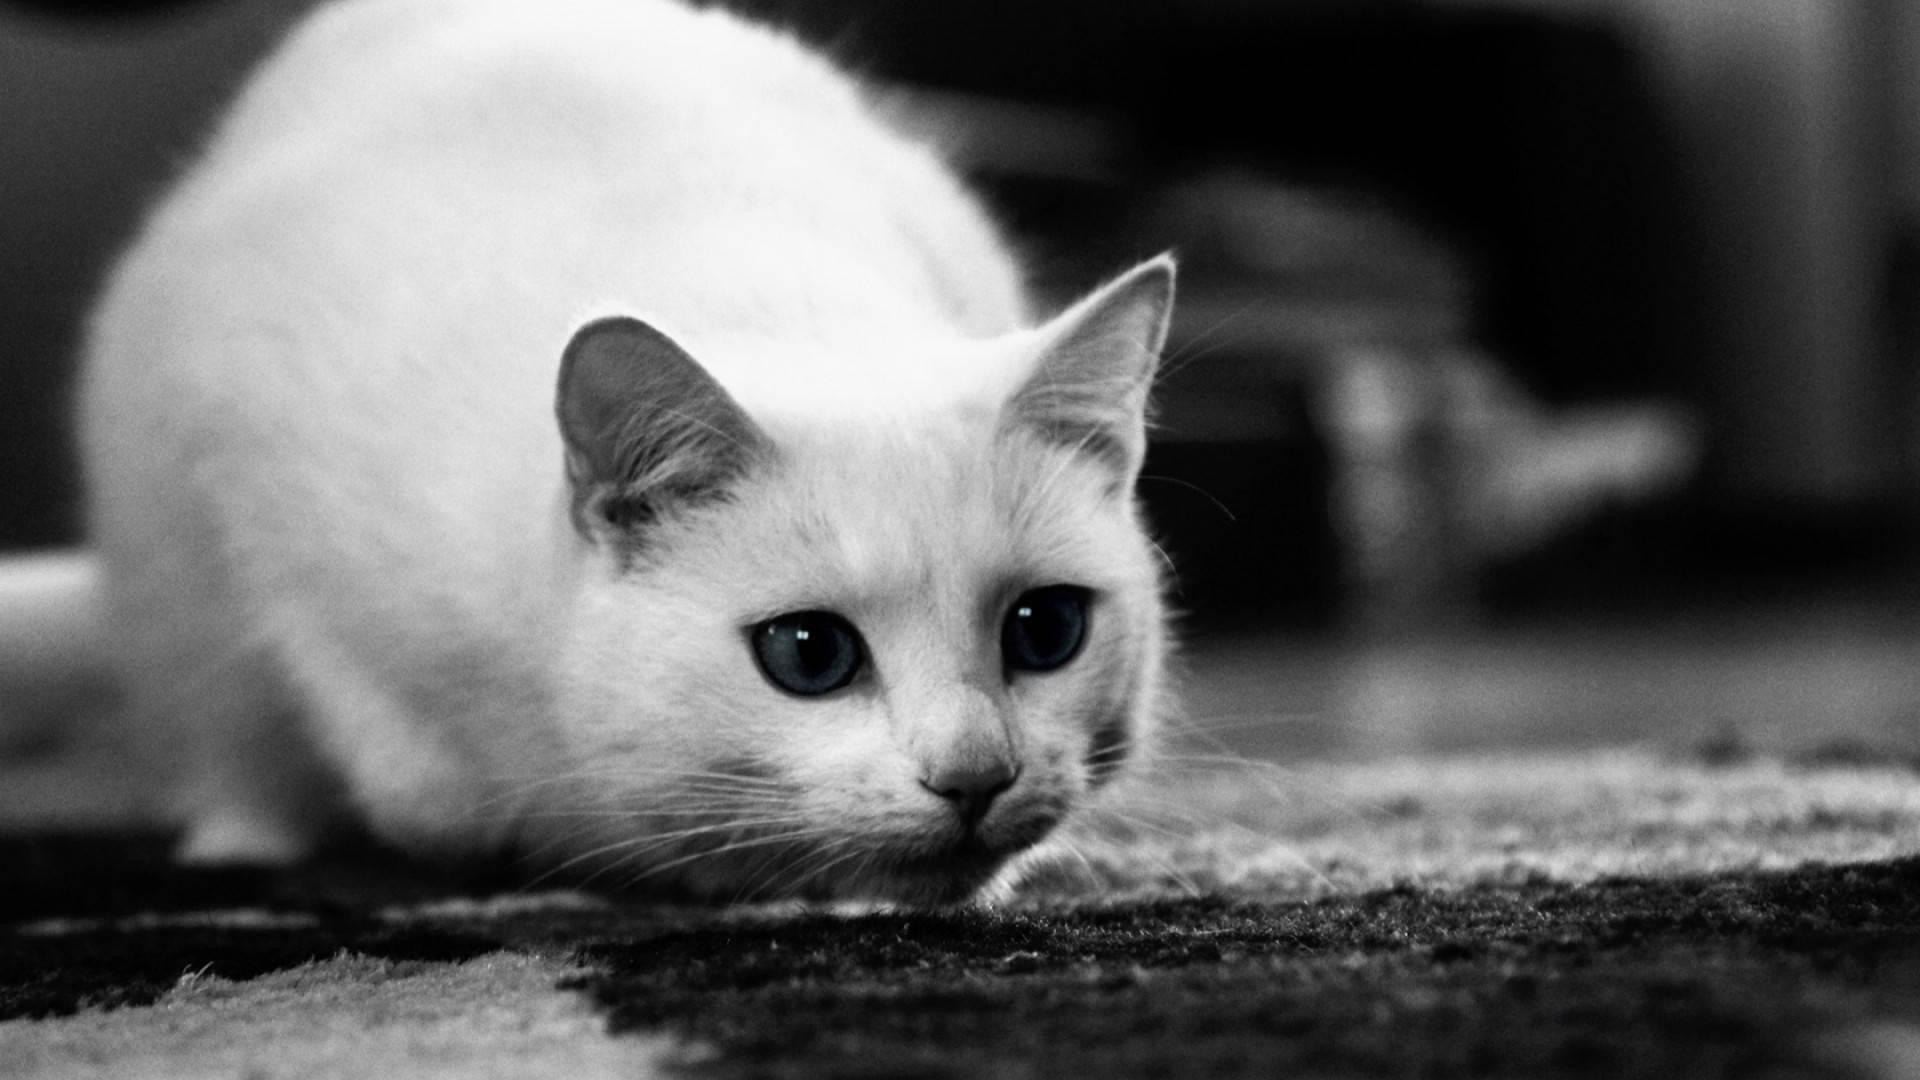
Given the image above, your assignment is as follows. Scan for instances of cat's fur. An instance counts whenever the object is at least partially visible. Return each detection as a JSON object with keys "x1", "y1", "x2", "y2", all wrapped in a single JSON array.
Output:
[{"x1": 79, "y1": 0, "x2": 1174, "y2": 904}]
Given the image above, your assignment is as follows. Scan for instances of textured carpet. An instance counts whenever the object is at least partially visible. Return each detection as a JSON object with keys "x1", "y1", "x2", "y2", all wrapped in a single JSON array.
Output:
[{"x1": 6, "y1": 749, "x2": 1920, "y2": 1078}]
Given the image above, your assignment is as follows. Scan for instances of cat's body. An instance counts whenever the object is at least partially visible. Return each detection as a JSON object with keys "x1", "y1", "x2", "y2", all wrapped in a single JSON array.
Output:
[{"x1": 79, "y1": 0, "x2": 1173, "y2": 903}]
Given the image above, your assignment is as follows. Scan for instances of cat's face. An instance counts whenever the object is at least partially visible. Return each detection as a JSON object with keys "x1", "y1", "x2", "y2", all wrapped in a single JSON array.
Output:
[{"x1": 533, "y1": 258, "x2": 1173, "y2": 903}]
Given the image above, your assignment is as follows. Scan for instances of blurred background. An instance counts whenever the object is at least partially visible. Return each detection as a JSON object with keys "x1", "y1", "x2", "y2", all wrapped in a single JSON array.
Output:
[{"x1": 1, "y1": 0, "x2": 1916, "y2": 772}]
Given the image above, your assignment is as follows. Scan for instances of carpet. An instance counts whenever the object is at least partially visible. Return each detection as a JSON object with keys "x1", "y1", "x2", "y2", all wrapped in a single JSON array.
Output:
[{"x1": 6, "y1": 748, "x2": 1920, "y2": 1078}]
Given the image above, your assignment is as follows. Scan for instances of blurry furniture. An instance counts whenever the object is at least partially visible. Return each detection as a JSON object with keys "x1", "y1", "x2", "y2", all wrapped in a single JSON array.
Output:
[
  {"x1": 1145, "y1": 177, "x2": 1696, "y2": 631},
  {"x1": 4, "y1": 0, "x2": 1902, "y2": 624},
  {"x1": 879, "y1": 4, "x2": 1707, "y2": 627}
]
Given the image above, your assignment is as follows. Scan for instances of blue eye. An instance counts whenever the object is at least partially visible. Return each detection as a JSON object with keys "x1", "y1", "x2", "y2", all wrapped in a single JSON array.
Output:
[
  {"x1": 751, "y1": 611, "x2": 863, "y2": 696},
  {"x1": 1002, "y1": 586, "x2": 1090, "y2": 673}
]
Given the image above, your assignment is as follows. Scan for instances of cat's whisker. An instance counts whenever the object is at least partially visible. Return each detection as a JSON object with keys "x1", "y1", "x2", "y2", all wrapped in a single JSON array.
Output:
[
  {"x1": 812, "y1": 843, "x2": 876, "y2": 891},
  {"x1": 1155, "y1": 300, "x2": 1262, "y2": 384},
  {"x1": 1090, "y1": 796, "x2": 1295, "y2": 858},
  {"x1": 1103, "y1": 754, "x2": 1402, "y2": 855},
  {"x1": 505, "y1": 804, "x2": 794, "y2": 823},
  {"x1": 1051, "y1": 833, "x2": 1107, "y2": 888},
  {"x1": 596, "y1": 812, "x2": 813, "y2": 848},
  {"x1": 484, "y1": 765, "x2": 791, "y2": 796},
  {"x1": 1094, "y1": 792, "x2": 1334, "y2": 892},
  {"x1": 1135, "y1": 751, "x2": 1302, "y2": 775},
  {"x1": 524, "y1": 822, "x2": 790, "y2": 892},
  {"x1": 1147, "y1": 536, "x2": 1180, "y2": 578},
  {"x1": 1167, "y1": 713, "x2": 1331, "y2": 739},
  {"x1": 1140, "y1": 730, "x2": 1410, "y2": 819},
  {"x1": 1079, "y1": 805, "x2": 1200, "y2": 846},
  {"x1": 592, "y1": 825, "x2": 835, "y2": 893},
  {"x1": 1015, "y1": 831, "x2": 1108, "y2": 896},
  {"x1": 733, "y1": 835, "x2": 858, "y2": 902},
  {"x1": 719, "y1": 831, "x2": 819, "y2": 899},
  {"x1": 509, "y1": 808, "x2": 813, "y2": 890},
  {"x1": 471, "y1": 785, "x2": 752, "y2": 824},
  {"x1": 511, "y1": 823, "x2": 637, "y2": 884},
  {"x1": 1137, "y1": 473, "x2": 1237, "y2": 524},
  {"x1": 847, "y1": 848, "x2": 892, "y2": 902},
  {"x1": 1106, "y1": 836, "x2": 1208, "y2": 899},
  {"x1": 472, "y1": 767, "x2": 796, "y2": 820}
]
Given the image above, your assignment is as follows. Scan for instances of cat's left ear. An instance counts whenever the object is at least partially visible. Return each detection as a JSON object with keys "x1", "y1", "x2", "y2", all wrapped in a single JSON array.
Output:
[
  {"x1": 1005, "y1": 254, "x2": 1175, "y2": 487},
  {"x1": 556, "y1": 315, "x2": 769, "y2": 541}
]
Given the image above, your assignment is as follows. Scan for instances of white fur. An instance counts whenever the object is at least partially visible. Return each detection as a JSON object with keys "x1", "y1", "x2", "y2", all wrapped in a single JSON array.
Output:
[{"x1": 79, "y1": 0, "x2": 1172, "y2": 902}]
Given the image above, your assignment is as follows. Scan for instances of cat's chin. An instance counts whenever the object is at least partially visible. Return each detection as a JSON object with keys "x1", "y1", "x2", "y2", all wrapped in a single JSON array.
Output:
[
  {"x1": 502, "y1": 833, "x2": 1008, "y2": 906},
  {"x1": 594, "y1": 834, "x2": 1026, "y2": 907},
  {"x1": 825, "y1": 810, "x2": 1075, "y2": 906},
  {"x1": 847, "y1": 843, "x2": 1017, "y2": 907},
  {"x1": 509, "y1": 794, "x2": 1069, "y2": 905},
  {"x1": 718, "y1": 843, "x2": 1017, "y2": 906}
]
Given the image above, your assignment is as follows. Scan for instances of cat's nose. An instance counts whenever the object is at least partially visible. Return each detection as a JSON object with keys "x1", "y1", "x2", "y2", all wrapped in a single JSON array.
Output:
[{"x1": 920, "y1": 761, "x2": 1019, "y2": 826}]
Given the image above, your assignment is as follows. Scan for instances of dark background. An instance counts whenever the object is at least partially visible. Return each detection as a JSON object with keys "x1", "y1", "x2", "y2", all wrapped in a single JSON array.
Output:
[{"x1": 3, "y1": 0, "x2": 1915, "y2": 632}]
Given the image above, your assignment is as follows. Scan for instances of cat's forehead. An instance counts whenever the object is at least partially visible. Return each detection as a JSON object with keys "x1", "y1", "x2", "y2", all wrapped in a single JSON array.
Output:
[
  {"x1": 773, "y1": 413, "x2": 1028, "y2": 550},
  {"x1": 703, "y1": 331, "x2": 1037, "y2": 421},
  {"x1": 654, "y1": 331, "x2": 1146, "y2": 617},
  {"x1": 697, "y1": 411, "x2": 1130, "y2": 620}
]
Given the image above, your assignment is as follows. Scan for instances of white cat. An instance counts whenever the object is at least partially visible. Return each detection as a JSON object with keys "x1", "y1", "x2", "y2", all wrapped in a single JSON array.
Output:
[{"x1": 76, "y1": 0, "x2": 1174, "y2": 904}]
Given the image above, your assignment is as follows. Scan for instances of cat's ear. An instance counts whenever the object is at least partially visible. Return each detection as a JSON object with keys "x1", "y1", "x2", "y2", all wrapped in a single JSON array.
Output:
[
  {"x1": 1004, "y1": 254, "x2": 1175, "y2": 486},
  {"x1": 555, "y1": 315, "x2": 768, "y2": 539}
]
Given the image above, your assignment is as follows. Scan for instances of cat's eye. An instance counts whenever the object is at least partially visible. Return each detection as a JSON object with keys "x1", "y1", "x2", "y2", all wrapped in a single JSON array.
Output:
[
  {"x1": 1001, "y1": 585, "x2": 1091, "y2": 674},
  {"x1": 751, "y1": 611, "x2": 864, "y2": 696}
]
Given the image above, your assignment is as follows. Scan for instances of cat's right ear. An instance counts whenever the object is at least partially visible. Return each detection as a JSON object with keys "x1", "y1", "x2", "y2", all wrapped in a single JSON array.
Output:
[{"x1": 555, "y1": 316, "x2": 768, "y2": 540}]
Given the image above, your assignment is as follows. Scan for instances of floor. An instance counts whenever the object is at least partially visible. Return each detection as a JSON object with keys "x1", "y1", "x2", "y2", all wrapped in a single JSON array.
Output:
[{"x1": 1180, "y1": 585, "x2": 1920, "y2": 766}]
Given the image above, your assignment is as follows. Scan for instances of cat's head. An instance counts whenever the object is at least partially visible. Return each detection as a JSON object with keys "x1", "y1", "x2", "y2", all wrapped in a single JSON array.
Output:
[{"x1": 536, "y1": 257, "x2": 1174, "y2": 904}]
